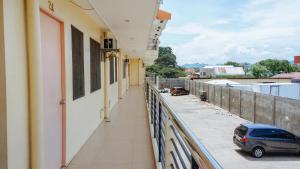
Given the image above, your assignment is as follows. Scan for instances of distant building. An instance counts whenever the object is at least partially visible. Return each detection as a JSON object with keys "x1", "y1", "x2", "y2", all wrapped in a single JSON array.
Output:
[
  {"x1": 294, "y1": 56, "x2": 300, "y2": 65},
  {"x1": 185, "y1": 68, "x2": 196, "y2": 74},
  {"x1": 252, "y1": 83, "x2": 300, "y2": 100},
  {"x1": 199, "y1": 65, "x2": 245, "y2": 78}
]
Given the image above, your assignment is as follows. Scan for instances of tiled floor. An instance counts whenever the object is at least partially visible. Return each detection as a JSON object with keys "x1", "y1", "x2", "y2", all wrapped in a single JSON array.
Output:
[{"x1": 67, "y1": 86, "x2": 156, "y2": 169}]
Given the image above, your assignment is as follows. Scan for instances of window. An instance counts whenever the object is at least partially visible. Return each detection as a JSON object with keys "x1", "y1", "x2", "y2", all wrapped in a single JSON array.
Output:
[
  {"x1": 123, "y1": 60, "x2": 126, "y2": 79},
  {"x1": 236, "y1": 125, "x2": 248, "y2": 136},
  {"x1": 115, "y1": 57, "x2": 118, "y2": 82},
  {"x1": 71, "y1": 25, "x2": 85, "y2": 100},
  {"x1": 274, "y1": 130, "x2": 295, "y2": 139},
  {"x1": 90, "y1": 38, "x2": 101, "y2": 92},
  {"x1": 109, "y1": 56, "x2": 114, "y2": 84},
  {"x1": 249, "y1": 129, "x2": 271, "y2": 137}
]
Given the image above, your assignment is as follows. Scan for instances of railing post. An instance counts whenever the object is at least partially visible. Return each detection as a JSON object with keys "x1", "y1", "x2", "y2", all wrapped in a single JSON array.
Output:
[
  {"x1": 158, "y1": 103, "x2": 162, "y2": 162},
  {"x1": 164, "y1": 117, "x2": 173, "y2": 169},
  {"x1": 151, "y1": 89, "x2": 154, "y2": 124},
  {"x1": 154, "y1": 95, "x2": 157, "y2": 138}
]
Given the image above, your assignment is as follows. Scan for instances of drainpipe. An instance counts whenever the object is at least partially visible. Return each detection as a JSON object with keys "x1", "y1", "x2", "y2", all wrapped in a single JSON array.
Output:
[{"x1": 26, "y1": 1, "x2": 45, "y2": 169}]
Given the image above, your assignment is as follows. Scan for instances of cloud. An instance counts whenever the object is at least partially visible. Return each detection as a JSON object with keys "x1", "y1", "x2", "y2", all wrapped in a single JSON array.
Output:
[{"x1": 164, "y1": 0, "x2": 300, "y2": 65}]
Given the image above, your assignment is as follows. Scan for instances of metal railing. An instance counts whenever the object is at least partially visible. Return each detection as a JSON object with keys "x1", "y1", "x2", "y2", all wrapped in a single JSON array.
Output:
[{"x1": 145, "y1": 78, "x2": 222, "y2": 169}]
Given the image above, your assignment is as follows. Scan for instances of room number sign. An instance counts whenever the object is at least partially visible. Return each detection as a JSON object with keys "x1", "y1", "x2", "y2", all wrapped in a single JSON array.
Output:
[{"x1": 48, "y1": 1, "x2": 54, "y2": 12}]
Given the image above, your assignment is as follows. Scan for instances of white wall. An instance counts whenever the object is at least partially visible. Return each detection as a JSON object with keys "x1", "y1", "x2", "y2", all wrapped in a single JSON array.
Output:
[
  {"x1": 40, "y1": 0, "x2": 105, "y2": 163},
  {"x1": 3, "y1": 0, "x2": 30, "y2": 169},
  {"x1": 109, "y1": 82, "x2": 118, "y2": 111},
  {"x1": 122, "y1": 78, "x2": 127, "y2": 95}
]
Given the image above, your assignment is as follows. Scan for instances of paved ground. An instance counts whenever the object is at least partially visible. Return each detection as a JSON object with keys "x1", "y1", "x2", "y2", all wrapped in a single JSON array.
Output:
[
  {"x1": 161, "y1": 93, "x2": 300, "y2": 169},
  {"x1": 67, "y1": 87, "x2": 155, "y2": 169}
]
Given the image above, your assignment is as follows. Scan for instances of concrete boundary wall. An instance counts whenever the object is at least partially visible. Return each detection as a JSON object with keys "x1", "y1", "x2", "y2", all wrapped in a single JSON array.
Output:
[
  {"x1": 214, "y1": 86, "x2": 222, "y2": 107},
  {"x1": 208, "y1": 85, "x2": 215, "y2": 103},
  {"x1": 221, "y1": 87, "x2": 230, "y2": 111},
  {"x1": 255, "y1": 93, "x2": 275, "y2": 124},
  {"x1": 184, "y1": 79, "x2": 300, "y2": 136},
  {"x1": 240, "y1": 91, "x2": 255, "y2": 122},
  {"x1": 275, "y1": 97, "x2": 300, "y2": 136},
  {"x1": 229, "y1": 89, "x2": 241, "y2": 116}
]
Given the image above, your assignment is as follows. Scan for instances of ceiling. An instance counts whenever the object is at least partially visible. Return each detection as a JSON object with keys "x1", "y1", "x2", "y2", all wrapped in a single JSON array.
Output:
[{"x1": 73, "y1": 0, "x2": 160, "y2": 58}]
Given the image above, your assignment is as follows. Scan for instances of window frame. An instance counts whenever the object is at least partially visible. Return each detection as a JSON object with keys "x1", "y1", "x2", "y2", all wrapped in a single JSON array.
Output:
[
  {"x1": 71, "y1": 25, "x2": 85, "y2": 100},
  {"x1": 90, "y1": 38, "x2": 101, "y2": 93},
  {"x1": 123, "y1": 59, "x2": 126, "y2": 79},
  {"x1": 115, "y1": 57, "x2": 118, "y2": 82},
  {"x1": 109, "y1": 56, "x2": 114, "y2": 84}
]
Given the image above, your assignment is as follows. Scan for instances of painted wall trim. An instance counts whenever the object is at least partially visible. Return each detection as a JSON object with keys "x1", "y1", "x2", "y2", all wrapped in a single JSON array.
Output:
[{"x1": 0, "y1": 0, "x2": 8, "y2": 168}]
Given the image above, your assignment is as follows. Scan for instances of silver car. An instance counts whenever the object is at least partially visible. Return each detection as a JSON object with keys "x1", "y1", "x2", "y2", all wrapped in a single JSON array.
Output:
[{"x1": 233, "y1": 123, "x2": 300, "y2": 158}]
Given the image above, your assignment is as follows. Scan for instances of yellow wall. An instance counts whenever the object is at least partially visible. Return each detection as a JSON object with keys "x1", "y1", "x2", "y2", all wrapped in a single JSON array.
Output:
[
  {"x1": 3, "y1": 0, "x2": 30, "y2": 169},
  {"x1": 130, "y1": 59, "x2": 139, "y2": 85},
  {"x1": 129, "y1": 59, "x2": 145, "y2": 86},
  {"x1": 40, "y1": 0, "x2": 105, "y2": 163}
]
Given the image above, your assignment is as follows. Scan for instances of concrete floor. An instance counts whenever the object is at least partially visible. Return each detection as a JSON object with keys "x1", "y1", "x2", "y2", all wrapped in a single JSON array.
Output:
[
  {"x1": 67, "y1": 86, "x2": 155, "y2": 169},
  {"x1": 161, "y1": 93, "x2": 300, "y2": 169}
]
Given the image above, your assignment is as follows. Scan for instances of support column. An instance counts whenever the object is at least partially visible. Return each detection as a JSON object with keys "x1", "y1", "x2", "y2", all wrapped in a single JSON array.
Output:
[
  {"x1": 0, "y1": 0, "x2": 8, "y2": 168},
  {"x1": 118, "y1": 49, "x2": 123, "y2": 99},
  {"x1": 26, "y1": 0, "x2": 45, "y2": 169},
  {"x1": 104, "y1": 53, "x2": 110, "y2": 119},
  {"x1": 126, "y1": 58, "x2": 130, "y2": 90}
]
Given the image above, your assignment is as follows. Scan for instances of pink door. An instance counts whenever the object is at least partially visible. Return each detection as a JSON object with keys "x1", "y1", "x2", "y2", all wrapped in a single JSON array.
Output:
[{"x1": 40, "y1": 12, "x2": 63, "y2": 169}]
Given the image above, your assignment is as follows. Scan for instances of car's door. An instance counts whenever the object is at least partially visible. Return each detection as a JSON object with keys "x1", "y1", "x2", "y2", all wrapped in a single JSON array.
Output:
[
  {"x1": 263, "y1": 129, "x2": 284, "y2": 152},
  {"x1": 276, "y1": 130, "x2": 298, "y2": 153}
]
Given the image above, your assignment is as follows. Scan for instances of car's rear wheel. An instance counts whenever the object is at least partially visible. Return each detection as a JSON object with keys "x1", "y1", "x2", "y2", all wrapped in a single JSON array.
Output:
[{"x1": 251, "y1": 147, "x2": 265, "y2": 158}]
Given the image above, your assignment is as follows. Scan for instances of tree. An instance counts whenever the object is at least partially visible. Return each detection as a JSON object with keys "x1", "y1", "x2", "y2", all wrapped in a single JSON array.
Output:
[
  {"x1": 258, "y1": 59, "x2": 294, "y2": 75},
  {"x1": 250, "y1": 63, "x2": 271, "y2": 78},
  {"x1": 146, "y1": 47, "x2": 186, "y2": 78},
  {"x1": 154, "y1": 47, "x2": 177, "y2": 67},
  {"x1": 159, "y1": 67, "x2": 186, "y2": 78},
  {"x1": 224, "y1": 61, "x2": 242, "y2": 67}
]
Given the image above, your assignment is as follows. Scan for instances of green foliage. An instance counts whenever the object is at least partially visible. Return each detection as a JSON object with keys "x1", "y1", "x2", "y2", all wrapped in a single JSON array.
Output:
[
  {"x1": 258, "y1": 59, "x2": 294, "y2": 75},
  {"x1": 155, "y1": 47, "x2": 177, "y2": 67},
  {"x1": 250, "y1": 63, "x2": 272, "y2": 78},
  {"x1": 159, "y1": 67, "x2": 186, "y2": 78},
  {"x1": 146, "y1": 47, "x2": 186, "y2": 78},
  {"x1": 224, "y1": 61, "x2": 243, "y2": 67},
  {"x1": 145, "y1": 64, "x2": 160, "y2": 74}
]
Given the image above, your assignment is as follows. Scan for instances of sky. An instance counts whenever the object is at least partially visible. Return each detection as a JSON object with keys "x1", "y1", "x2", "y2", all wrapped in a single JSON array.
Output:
[{"x1": 160, "y1": 0, "x2": 300, "y2": 65}]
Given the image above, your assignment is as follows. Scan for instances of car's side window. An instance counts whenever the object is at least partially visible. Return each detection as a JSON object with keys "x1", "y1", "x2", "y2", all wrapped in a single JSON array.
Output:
[
  {"x1": 275, "y1": 130, "x2": 295, "y2": 139},
  {"x1": 250, "y1": 129, "x2": 269, "y2": 137}
]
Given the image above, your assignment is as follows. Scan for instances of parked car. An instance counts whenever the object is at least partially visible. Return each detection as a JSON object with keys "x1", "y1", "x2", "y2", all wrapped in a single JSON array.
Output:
[
  {"x1": 233, "y1": 123, "x2": 300, "y2": 158},
  {"x1": 170, "y1": 87, "x2": 189, "y2": 96}
]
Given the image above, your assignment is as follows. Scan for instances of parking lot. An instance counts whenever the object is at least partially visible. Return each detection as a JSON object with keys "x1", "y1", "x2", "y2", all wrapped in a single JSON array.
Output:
[{"x1": 161, "y1": 93, "x2": 300, "y2": 169}]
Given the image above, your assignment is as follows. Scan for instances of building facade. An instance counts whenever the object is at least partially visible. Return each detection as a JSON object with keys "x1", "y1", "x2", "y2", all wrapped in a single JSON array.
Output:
[{"x1": 0, "y1": 1, "x2": 170, "y2": 169}]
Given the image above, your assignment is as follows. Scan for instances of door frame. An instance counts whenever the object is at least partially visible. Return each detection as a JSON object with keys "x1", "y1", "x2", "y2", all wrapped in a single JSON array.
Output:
[{"x1": 40, "y1": 8, "x2": 66, "y2": 167}]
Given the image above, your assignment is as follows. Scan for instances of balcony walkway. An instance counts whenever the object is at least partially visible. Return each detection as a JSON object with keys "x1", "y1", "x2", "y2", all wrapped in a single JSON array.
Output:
[{"x1": 67, "y1": 86, "x2": 155, "y2": 169}]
